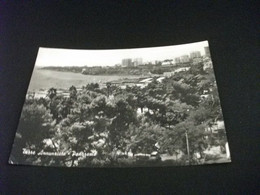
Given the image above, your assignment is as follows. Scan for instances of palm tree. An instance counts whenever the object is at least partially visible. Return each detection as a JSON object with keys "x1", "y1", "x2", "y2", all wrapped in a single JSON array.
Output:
[{"x1": 47, "y1": 88, "x2": 57, "y2": 100}]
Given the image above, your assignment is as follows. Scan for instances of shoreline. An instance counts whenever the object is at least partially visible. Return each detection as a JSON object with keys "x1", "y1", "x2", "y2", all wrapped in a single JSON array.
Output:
[{"x1": 39, "y1": 68, "x2": 150, "y2": 77}]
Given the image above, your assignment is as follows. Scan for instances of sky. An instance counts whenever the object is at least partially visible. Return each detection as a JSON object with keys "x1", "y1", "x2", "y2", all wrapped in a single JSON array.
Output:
[{"x1": 35, "y1": 40, "x2": 209, "y2": 67}]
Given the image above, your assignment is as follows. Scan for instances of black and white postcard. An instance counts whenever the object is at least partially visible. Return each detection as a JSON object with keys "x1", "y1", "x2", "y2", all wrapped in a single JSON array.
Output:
[{"x1": 9, "y1": 41, "x2": 231, "y2": 167}]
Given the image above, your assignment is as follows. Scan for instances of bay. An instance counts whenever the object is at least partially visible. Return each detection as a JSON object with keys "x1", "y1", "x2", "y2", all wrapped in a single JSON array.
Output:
[{"x1": 28, "y1": 68, "x2": 141, "y2": 91}]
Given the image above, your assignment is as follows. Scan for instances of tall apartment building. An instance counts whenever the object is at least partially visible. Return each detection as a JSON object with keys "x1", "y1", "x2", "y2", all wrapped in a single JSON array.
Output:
[
  {"x1": 204, "y1": 46, "x2": 211, "y2": 57},
  {"x1": 174, "y1": 57, "x2": 181, "y2": 64},
  {"x1": 122, "y1": 58, "x2": 132, "y2": 67},
  {"x1": 133, "y1": 58, "x2": 143, "y2": 66},
  {"x1": 180, "y1": 55, "x2": 190, "y2": 63},
  {"x1": 190, "y1": 51, "x2": 201, "y2": 59}
]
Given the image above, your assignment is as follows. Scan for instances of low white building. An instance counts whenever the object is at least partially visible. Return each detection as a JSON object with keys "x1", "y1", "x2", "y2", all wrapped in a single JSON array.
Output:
[
  {"x1": 163, "y1": 67, "x2": 191, "y2": 78},
  {"x1": 162, "y1": 61, "x2": 172, "y2": 66},
  {"x1": 156, "y1": 77, "x2": 165, "y2": 83},
  {"x1": 163, "y1": 72, "x2": 174, "y2": 77},
  {"x1": 205, "y1": 121, "x2": 225, "y2": 133}
]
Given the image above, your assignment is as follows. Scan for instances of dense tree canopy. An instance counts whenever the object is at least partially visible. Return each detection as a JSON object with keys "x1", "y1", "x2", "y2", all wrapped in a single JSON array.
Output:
[{"x1": 11, "y1": 62, "x2": 229, "y2": 167}]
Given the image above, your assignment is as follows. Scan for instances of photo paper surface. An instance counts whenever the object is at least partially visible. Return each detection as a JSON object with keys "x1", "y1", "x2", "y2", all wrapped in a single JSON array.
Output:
[{"x1": 9, "y1": 41, "x2": 231, "y2": 167}]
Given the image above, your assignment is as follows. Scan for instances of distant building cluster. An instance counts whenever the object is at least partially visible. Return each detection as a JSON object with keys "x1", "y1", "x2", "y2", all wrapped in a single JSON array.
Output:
[
  {"x1": 162, "y1": 50, "x2": 204, "y2": 66},
  {"x1": 121, "y1": 58, "x2": 143, "y2": 67},
  {"x1": 119, "y1": 47, "x2": 211, "y2": 67}
]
